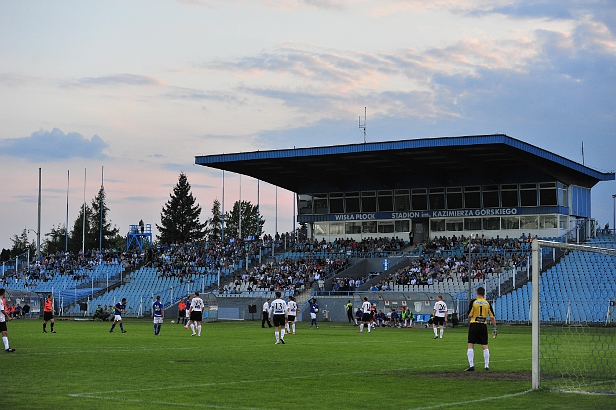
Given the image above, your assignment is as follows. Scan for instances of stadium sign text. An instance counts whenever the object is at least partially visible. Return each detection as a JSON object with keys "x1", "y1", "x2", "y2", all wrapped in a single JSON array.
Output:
[{"x1": 331, "y1": 208, "x2": 520, "y2": 221}]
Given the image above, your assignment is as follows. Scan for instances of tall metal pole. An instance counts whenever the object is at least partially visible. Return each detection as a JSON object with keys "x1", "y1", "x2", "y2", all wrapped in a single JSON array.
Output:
[
  {"x1": 257, "y1": 179, "x2": 260, "y2": 236},
  {"x1": 82, "y1": 168, "x2": 86, "y2": 254},
  {"x1": 221, "y1": 170, "x2": 225, "y2": 242},
  {"x1": 292, "y1": 192, "x2": 296, "y2": 238},
  {"x1": 531, "y1": 239, "x2": 540, "y2": 390},
  {"x1": 467, "y1": 233, "x2": 474, "y2": 318},
  {"x1": 37, "y1": 167, "x2": 41, "y2": 260},
  {"x1": 239, "y1": 174, "x2": 242, "y2": 240},
  {"x1": 66, "y1": 170, "x2": 70, "y2": 251},
  {"x1": 612, "y1": 194, "x2": 616, "y2": 234},
  {"x1": 100, "y1": 166, "x2": 103, "y2": 251},
  {"x1": 275, "y1": 186, "x2": 278, "y2": 235}
]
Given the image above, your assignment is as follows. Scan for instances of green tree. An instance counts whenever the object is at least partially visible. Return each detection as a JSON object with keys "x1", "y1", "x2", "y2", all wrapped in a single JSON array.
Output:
[
  {"x1": 206, "y1": 198, "x2": 223, "y2": 241},
  {"x1": 89, "y1": 185, "x2": 119, "y2": 250},
  {"x1": 223, "y1": 200, "x2": 264, "y2": 239},
  {"x1": 157, "y1": 172, "x2": 206, "y2": 244},
  {"x1": 68, "y1": 204, "x2": 92, "y2": 253},
  {"x1": 10, "y1": 228, "x2": 35, "y2": 258},
  {"x1": 42, "y1": 224, "x2": 68, "y2": 254}
]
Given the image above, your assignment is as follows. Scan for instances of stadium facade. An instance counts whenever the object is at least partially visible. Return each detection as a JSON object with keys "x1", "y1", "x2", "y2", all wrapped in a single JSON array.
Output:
[{"x1": 195, "y1": 134, "x2": 614, "y2": 243}]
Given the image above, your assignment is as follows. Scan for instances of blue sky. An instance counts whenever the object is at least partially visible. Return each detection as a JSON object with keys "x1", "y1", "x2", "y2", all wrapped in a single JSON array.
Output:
[{"x1": 0, "y1": 0, "x2": 614, "y2": 250}]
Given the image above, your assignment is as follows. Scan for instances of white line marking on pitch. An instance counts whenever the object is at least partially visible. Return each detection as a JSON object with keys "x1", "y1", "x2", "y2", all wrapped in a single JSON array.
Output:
[{"x1": 407, "y1": 390, "x2": 533, "y2": 410}]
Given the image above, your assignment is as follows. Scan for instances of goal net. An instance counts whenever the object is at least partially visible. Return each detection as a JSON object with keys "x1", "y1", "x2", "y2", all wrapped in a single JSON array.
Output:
[{"x1": 532, "y1": 238, "x2": 616, "y2": 394}]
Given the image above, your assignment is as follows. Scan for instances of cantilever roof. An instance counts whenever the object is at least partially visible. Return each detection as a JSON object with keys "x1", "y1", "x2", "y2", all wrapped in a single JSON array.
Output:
[{"x1": 195, "y1": 134, "x2": 614, "y2": 193}]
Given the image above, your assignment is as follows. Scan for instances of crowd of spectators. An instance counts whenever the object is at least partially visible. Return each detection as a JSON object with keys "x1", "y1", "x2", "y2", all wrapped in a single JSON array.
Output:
[
  {"x1": 288, "y1": 236, "x2": 408, "y2": 255},
  {"x1": 423, "y1": 233, "x2": 537, "y2": 254},
  {"x1": 220, "y1": 256, "x2": 349, "y2": 295}
]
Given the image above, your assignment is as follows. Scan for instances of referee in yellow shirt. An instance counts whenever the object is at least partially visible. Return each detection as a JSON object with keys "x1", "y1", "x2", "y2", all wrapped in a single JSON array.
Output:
[{"x1": 465, "y1": 287, "x2": 496, "y2": 371}]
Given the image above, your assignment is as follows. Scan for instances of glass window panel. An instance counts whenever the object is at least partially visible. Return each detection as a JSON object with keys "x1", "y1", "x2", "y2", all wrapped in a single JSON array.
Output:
[
  {"x1": 464, "y1": 218, "x2": 482, "y2": 231},
  {"x1": 539, "y1": 184, "x2": 557, "y2": 206},
  {"x1": 520, "y1": 188, "x2": 538, "y2": 207},
  {"x1": 395, "y1": 220, "x2": 410, "y2": 232},
  {"x1": 361, "y1": 191, "x2": 376, "y2": 213},
  {"x1": 558, "y1": 183, "x2": 568, "y2": 207},
  {"x1": 446, "y1": 219, "x2": 464, "y2": 231},
  {"x1": 540, "y1": 215, "x2": 557, "y2": 229},
  {"x1": 430, "y1": 219, "x2": 445, "y2": 232},
  {"x1": 298, "y1": 194, "x2": 313, "y2": 215},
  {"x1": 412, "y1": 188, "x2": 427, "y2": 210},
  {"x1": 330, "y1": 223, "x2": 344, "y2": 235},
  {"x1": 482, "y1": 185, "x2": 499, "y2": 208},
  {"x1": 501, "y1": 216, "x2": 520, "y2": 229},
  {"x1": 314, "y1": 222, "x2": 328, "y2": 235},
  {"x1": 447, "y1": 187, "x2": 463, "y2": 209},
  {"x1": 501, "y1": 188, "x2": 518, "y2": 207},
  {"x1": 559, "y1": 215, "x2": 568, "y2": 230},
  {"x1": 345, "y1": 192, "x2": 360, "y2": 213},
  {"x1": 313, "y1": 193, "x2": 328, "y2": 214},
  {"x1": 520, "y1": 215, "x2": 539, "y2": 229},
  {"x1": 482, "y1": 217, "x2": 500, "y2": 230},
  {"x1": 429, "y1": 188, "x2": 445, "y2": 210},
  {"x1": 395, "y1": 193, "x2": 410, "y2": 211},
  {"x1": 345, "y1": 222, "x2": 361, "y2": 234},
  {"x1": 328, "y1": 193, "x2": 344, "y2": 213},
  {"x1": 362, "y1": 221, "x2": 377, "y2": 234},
  {"x1": 464, "y1": 186, "x2": 481, "y2": 208},
  {"x1": 378, "y1": 221, "x2": 395, "y2": 233},
  {"x1": 377, "y1": 190, "x2": 393, "y2": 212}
]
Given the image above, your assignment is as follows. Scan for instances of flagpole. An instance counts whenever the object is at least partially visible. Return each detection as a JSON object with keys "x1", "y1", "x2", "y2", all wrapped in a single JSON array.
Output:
[
  {"x1": 82, "y1": 168, "x2": 86, "y2": 254},
  {"x1": 66, "y1": 170, "x2": 70, "y2": 251}
]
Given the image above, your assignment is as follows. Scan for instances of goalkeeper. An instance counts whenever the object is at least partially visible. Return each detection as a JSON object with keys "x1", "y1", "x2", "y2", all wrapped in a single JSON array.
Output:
[{"x1": 465, "y1": 286, "x2": 497, "y2": 372}]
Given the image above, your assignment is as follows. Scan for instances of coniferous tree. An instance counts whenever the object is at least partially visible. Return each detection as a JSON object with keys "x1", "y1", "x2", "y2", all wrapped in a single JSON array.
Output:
[
  {"x1": 206, "y1": 199, "x2": 223, "y2": 241},
  {"x1": 224, "y1": 200, "x2": 264, "y2": 239},
  {"x1": 157, "y1": 172, "x2": 206, "y2": 244},
  {"x1": 68, "y1": 204, "x2": 92, "y2": 253},
  {"x1": 89, "y1": 185, "x2": 119, "y2": 250},
  {"x1": 10, "y1": 229, "x2": 35, "y2": 257},
  {"x1": 42, "y1": 224, "x2": 68, "y2": 254}
]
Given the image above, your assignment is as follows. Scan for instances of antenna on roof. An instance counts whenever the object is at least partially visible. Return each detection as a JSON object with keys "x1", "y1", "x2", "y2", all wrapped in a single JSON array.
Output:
[{"x1": 359, "y1": 106, "x2": 366, "y2": 143}]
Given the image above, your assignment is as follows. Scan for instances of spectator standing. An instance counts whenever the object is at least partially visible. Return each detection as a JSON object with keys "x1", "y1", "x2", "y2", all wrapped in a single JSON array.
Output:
[
  {"x1": 345, "y1": 300, "x2": 354, "y2": 323},
  {"x1": 0, "y1": 288, "x2": 15, "y2": 352},
  {"x1": 43, "y1": 294, "x2": 56, "y2": 333},
  {"x1": 262, "y1": 298, "x2": 272, "y2": 328}
]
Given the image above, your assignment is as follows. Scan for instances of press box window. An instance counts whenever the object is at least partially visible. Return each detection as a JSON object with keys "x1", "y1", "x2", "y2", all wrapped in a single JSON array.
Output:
[
  {"x1": 330, "y1": 223, "x2": 344, "y2": 235},
  {"x1": 345, "y1": 222, "x2": 361, "y2": 234},
  {"x1": 482, "y1": 217, "x2": 500, "y2": 230},
  {"x1": 314, "y1": 222, "x2": 328, "y2": 235},
  {"x1": 329, "y1": 193, "x2": 344, "y2": 214},
  {"x1": 346, "y1": 192, "x2": 360, "y2": 213},
  {"x1": 540, "y1": 215, "x2": 557, "y2": 229},
  {"x1": 429, "y1": 187, "x2": 445, "y2": 210},
  {"x1": 395, "y1": 220, "x2": 410, "y2": 233},
  {"x1": 362, "y1": 221, "x2": 377, "y2": 234},
  {"x1": 464, "y1": 186, "x2": 481, "y2": 209},
  {"x1": 446, "y1": 187, "x2": 463, "y2": 209},
  {"x1": 501, "y1": 216, "x2": 520, "y2": 229},
  {"x1": 520, "y1": 184, "x2": 538, "y2": 207},
  {"x1": 446, "y1": 219, "x2": 464, "y2": 231},
  {"x1": 482, "y1": 185, "x2": 499, "y2": 208},
  {"x1": 430, "y1": 219, "x2": 445, "y2": 232},
  {"x1": 520, "y1": 215, "x2": 539, "y2": 229},
  {"x1": 378, "y1": 190, "x2": 393, "y2": 212},
  {"x1": 361, "y1": 191, "x2": 376, "y2": 213},
  {"x1": 298, "y1": 194, "x2": 313, "y2": 215},
  {"x1": 539, "y1": 183, "x2": 557, "y2": 206},
  {"x1": 378, "y1": 221, "x2": 395, "y2": 233},
  {"x1": 314, "y1": 193, "x2": 328, "y2": 214},
  {"x1": 501, "y1": 184, "x2": 518, "y2": 208},
  {"x1": 395, "y1": 189, "x2": 410, "y2": 212},
  {"x1": 412, "y1": 188, "x2": 427, "y2": 210},
  {"x1": 464, "y1": 218, "x2": 482, "y2": 231}
]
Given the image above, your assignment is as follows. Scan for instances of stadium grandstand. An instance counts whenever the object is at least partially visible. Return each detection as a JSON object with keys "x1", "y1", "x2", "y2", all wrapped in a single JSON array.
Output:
[{"x1": 2, "y1": 134, "x2": 614, "y2": 324}]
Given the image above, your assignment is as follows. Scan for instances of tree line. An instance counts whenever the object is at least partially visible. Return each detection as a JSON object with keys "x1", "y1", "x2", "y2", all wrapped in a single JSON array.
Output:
[{"x1": 1, "y1": 172, "x2": 265, "y2": 261}]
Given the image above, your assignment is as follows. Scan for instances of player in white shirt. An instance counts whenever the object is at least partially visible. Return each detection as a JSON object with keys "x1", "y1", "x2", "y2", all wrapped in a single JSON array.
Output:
[
  {"x1": 185, "y1": 292, "x2": 204, "y2": 336},
  {"x1": 285, "y1": 296, "x2": 298, "y2": 335},
  {"x1": 0, "y1": 288, "x2": 15, "y2": 352},
  {"x1": 358, "y1": 297, "x2": 372, "y2": 333},
  {"x1": 269, "y1": 292, "x2": 288, "y2": 344},
  {"x1": 433, "y1": 295, "x2": 448, "y2": 339}
]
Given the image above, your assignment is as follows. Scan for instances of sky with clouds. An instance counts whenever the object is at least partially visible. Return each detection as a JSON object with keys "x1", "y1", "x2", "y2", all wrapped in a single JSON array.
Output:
[{"x1": 0, "y1": 0, "x2": 615, "y2": 250}]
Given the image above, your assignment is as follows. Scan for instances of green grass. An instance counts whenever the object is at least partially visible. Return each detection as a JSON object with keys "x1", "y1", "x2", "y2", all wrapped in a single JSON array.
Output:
[{"x1": 4, "y1": 319, "x2": 615, "y2": 409}]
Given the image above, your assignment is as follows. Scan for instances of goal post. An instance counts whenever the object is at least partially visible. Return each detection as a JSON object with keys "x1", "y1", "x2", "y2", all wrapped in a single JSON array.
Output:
[{"x1": 532, "y1": 238, "x2": 616, "y2": 393}]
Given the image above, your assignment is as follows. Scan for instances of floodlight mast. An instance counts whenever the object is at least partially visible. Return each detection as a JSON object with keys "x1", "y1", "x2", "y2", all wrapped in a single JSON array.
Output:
[{"x1": 359, "y1": 107, "x2": 366, "y2": 143}]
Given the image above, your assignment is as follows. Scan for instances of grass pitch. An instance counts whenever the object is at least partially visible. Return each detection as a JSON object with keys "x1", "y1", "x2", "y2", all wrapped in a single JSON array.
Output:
[{"x1": 4, "y1": 319, "x2": 615, "y2": 409}]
